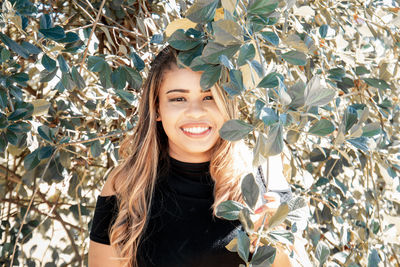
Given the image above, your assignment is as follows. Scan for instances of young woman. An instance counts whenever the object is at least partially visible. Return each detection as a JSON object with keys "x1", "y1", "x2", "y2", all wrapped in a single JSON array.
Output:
[{"x1": 88, "y1": 46, "x2": 293, "y2": 267}]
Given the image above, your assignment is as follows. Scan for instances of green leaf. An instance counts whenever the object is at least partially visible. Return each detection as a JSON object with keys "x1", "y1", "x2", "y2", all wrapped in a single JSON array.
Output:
[
  {"x1": 310, "y1": 147, "x2": 330, "y2": 162},
  {"x1": 213, "y1": 19, "x2": 242, "y2": 46},
  {"x1": 40, "y1": 14, "x2": 53, "y2": 29},
  {"x1": 281, "y1": 50, "x2": 307, "y2": 66},
  {"x1": 0, "y1": 113, "x2": 8, "y2": 129},
  {"x1": 8, "y1": 108, "x2": 28, "y2": 121},
  {"x1": 87, "y1": 56, "x2": 106, "y2": 72},
  {"x1": 186, "y1": 0, "x2": 219, "y2": 24},
  {"x1": 38, "y1": 146, "x2": 54, "y2": 160},
  {"x1": 61, "y1": 72, "x2": 75, "y2": 90},
  {"x1": 238, "y1": 208, "x2": 254, "y2": 233},
  {"x1": 363, "y1": 78, "x2": 390, "y2": 90},
  {"x1": 288, "y1": 81, "x2": 306, "y2": 109},
  {"x1": 123, "y1": 66, "x2": 142, "y2": 90},
  {"x1": 42, "y1": 54, "x2": 57, "y2": 72},
  {"x1": 367, "y1": 249, "x2": 380, "y2": 267},
  {"x1": 268, "y1": 229, "x2": 294, "y2": 245},
  {"x1": 241, "y1": 173, "x2": 259, "y2": 210},
  {"x1": 57, "y1": 55, "x2": 69, "y2": 73},
  {"x1": 362, "y1": 122, "x2": 381, "y2": 137},
  {"x1": 237, "y1": 43, "x2": 255, "y2": 66},
  {"x1": 5, "y1": 129, "x2": 18, "y2": 145},
  {"x1": 38, "y1": 125, "x2": 54, "y2": 142},
  {"x1": 219, "y1": 119, "x2": 254, "y2": 141},
  {"x1": 347, "y1": 137, "x2": 369, "y2": 151},
  {"x1": 57, "y1": 32, "x2": 80, "y2": 43},
  {"x1": 168, "y1": 29, "x2": 202, "y2": 51},
  {"x1": 251, "y1": 246, "x2": 276, "y2": 265},
  {"x1": 258, "y1": 72, "x2": 283, "y2": 88},
  {"x1": 219, "y1": 55, "x2": 234, "y2": 69},
  {"x1": 268, "y1": 203, "x2": 289, "y2": 229},
  {"x1": 202, "y1": 42, "x2": 240, "y2": 64},
  {"x1": 71, "y1": 66, "x2": 86, "y2": 90},
  {"x1": 264, "y1": 123, "x2": 283, "y2": 156},
  {"x1": 39, "y1": 26, "x2": 66, "y2": 40},
  {"x1": 115, "y1": 89, "x2": 136, "y2": 105},
  {"x1": 344, "y1": 107, "x2": 358, "y2": 133},
  {"x1": 304, "y1": 76, "x2": 336, "y2": 107},
  {"x1": 216, "y1": 200, "x2": 244, "y2": 220},
  {"x1": 178, "y1": 44, "x2": 204, "y2": 67},
  {"x1": 1, "y1": 48, "x2": 10, "y2": 61},
  {"x1": 222, "y1": 81, "x2": 241, "y2": 96},
  {"x1": 309, "y1": 119, "x2": 335, "y2": 136},
  {"x1": 237, "y1": 230, "x2": 250, "y2": 262},
  {"x1": 10, "y1": 73, "x2": 29, "y2": 86},
  {"x1": 99, "y1": 64, "x2": 112, "y2": 89},
  {"x1": 40, "y1": 68, "x2": 58, "y2": 83},
  {"x1": 7, "y1": 122, "x2": 31, "y2": 133},
  {"x1": 287, "y1": 197, "x2": 308, "y2": 222},
  {"x1": 316, "y1": 241, "x2": 330, "y2": 266},
  {"x1": 328, "y1": 67, "x2": 345, "y2": 81},
  {"x1": 21, "y1": 42, "x2": 41, "y2": 55},
  {"x1": 260, "y1": 31, "x2": 279, "y2": 46},
  {"x1": 260, "y1": 107, "x2": 278, "y2": 126},
  {"x1": 319, "y1": 24, "x2": 328, "y2": 38},
  {"x1": 355, "y1": 66, "x2": 370, "y2": 75},
  {"x1": 200, "y1": 65, "x2": 222, "y2": 90},
  {"x1": 111, "y1": 67, "x2": 127, "y2": 90},
  {"x1": 190, "y1": 56, "x2": 210, "y2": 71},
  {"x1": 277, "y1": 78, "x2": 292, "y2": 105},
  {"x1": 90, "y1": 140, "x2": 102, "y2": 157},
  {"x1": 247, "y1": 0, "x2": 278, "y2": 15},
  {"x1": 229, "y1": 69, "x2": 244, "y2": 92},
  {"x1": 130, "y1": 52, "x2": 145, "y2": 71},
  {"x1": 0, "y1": 132, "x2": 7, "y2": 153},
  {"x1": 0, "y1": 33, "x2": 29, "y2": 59},
  {"x1": 24, "y1": 149, "x2": 40, "y2": 171}
]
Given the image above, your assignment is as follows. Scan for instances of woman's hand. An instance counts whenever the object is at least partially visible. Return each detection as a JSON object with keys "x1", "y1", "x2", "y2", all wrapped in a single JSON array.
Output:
[
  {"x1": 248, "y1": 192, "x2": 281, "y2": 253},
  {"x1": 253, "y1": 192, "x2": 281, "y2": 232}
]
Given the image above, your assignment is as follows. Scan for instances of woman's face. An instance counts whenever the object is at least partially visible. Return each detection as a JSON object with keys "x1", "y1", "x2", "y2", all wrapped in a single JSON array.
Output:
[{"x1": 157, "y1": 65, "x2": 225, "y2": 163}]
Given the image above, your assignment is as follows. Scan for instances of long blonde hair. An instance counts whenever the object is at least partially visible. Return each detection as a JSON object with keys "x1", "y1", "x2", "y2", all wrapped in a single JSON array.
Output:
[{"x1": 108, "y1": 46, "x2": 248, "y2": 267}]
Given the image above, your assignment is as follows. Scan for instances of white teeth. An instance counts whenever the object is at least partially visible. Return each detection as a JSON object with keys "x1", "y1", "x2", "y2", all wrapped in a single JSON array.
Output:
[{"x1": 182, "y1": 127, "x2": 210, "y2": 134}]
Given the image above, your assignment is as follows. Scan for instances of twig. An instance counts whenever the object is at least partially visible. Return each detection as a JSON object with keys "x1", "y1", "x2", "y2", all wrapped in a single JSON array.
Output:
[
  {"x1": 10, "y1": 148, "x2": 60, "y2": 265},
  {"x1": 59, "y1": 130, "x2": 127, "y2": 147},
  {"x1": 79, "y1": 0, "x2": 107, "y2": 73},
  {"x1": 250, "y1": 214, "x2": 268, "y2": 266},
  {"x1": 1, "y1": 198, "x2": 88, "y2": 231}
]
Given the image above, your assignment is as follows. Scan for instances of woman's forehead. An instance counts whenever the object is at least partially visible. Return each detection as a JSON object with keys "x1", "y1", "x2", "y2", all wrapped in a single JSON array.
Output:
[{"x1": 159, "y1": 66, "x2": 204, "y2": 93}]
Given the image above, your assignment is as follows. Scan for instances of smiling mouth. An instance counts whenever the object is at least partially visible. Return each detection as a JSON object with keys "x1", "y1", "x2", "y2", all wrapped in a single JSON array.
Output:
[{"x1": 181, "y1": 126, "x2": 211, "y2": 135}]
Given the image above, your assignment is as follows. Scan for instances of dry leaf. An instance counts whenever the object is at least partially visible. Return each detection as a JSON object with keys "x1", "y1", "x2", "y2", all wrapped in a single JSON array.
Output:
[{"x1": 165, "y1": 18, "x2": 197, "y2": 38}]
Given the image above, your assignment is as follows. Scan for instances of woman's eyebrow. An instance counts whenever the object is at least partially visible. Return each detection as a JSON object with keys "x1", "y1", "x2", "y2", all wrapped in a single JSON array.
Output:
[
  {"x1": 166, "y1": 89, "x2": 211, "y2": 94},
  {"x1": 166, "y1": 89, "x2": 189, "y2": 94}
]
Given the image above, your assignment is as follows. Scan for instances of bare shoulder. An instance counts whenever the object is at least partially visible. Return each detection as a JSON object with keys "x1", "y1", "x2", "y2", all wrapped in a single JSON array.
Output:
[
  {"x1": 100, "y1": 175, "x2": 116, "y2": 196},
  {"x1": 88, "y1": 240, "x2": 121, "y2": 267}
]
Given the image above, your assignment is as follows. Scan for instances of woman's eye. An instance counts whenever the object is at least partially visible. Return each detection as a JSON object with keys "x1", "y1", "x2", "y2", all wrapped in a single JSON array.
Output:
[
  {"x1": 204, "y1": 96, "x2": 214, "y2": 101},
  {"x1": 170, "y1": 97, "x2": 185, "y2": 102}
]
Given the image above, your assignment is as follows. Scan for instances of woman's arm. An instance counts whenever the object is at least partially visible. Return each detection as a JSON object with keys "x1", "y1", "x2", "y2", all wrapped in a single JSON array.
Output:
[
  {"x1": 88, "y1": 177, "x2": 121, "y2": 267},
  {"x1": 88, "y1": 241, "x2": 121, "y2": 267}
]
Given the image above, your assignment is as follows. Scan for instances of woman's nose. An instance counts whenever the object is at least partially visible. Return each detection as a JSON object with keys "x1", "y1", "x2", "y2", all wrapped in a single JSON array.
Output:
[{"x1": 185, "y1": 100, "x2": 207, "y2": 118}]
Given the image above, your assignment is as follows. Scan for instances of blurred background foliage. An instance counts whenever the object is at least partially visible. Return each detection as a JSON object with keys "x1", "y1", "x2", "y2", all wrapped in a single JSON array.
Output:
[{"x1": 0, "y1": 0, "x2": 399, "y2": 266}]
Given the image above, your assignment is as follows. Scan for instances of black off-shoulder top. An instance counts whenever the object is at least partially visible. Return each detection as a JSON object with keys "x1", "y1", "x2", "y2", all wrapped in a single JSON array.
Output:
[{"x1": 89, "y1": 157, "x2": 292, "y2": 267}]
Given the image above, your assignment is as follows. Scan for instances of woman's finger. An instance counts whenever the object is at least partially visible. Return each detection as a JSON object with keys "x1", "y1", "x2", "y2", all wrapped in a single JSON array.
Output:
[{"x1": 263, "y1": 192, "x2": 281, "y2": 202}]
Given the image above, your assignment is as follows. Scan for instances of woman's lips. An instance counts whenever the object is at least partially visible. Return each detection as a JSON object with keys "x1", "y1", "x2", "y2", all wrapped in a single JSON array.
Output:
[{"x1": 180, "y1": 124, "x2": 212, "y2": 137}]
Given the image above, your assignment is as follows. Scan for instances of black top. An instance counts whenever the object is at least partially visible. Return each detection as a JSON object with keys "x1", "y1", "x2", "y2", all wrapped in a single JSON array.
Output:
[{"x1": 89, "y1": 157, "x2": 292, "y2": 267}]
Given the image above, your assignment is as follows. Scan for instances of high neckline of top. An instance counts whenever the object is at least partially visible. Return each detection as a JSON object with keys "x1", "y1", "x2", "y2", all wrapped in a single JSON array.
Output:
[{"x1": 169, "y1": 156, "x2": 210, "y2": 172}]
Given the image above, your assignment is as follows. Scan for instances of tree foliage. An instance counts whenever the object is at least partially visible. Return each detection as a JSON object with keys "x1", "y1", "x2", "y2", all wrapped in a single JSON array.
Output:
[{"x1": 0, "y1": 0, "x2": 399, "y2": 266}]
